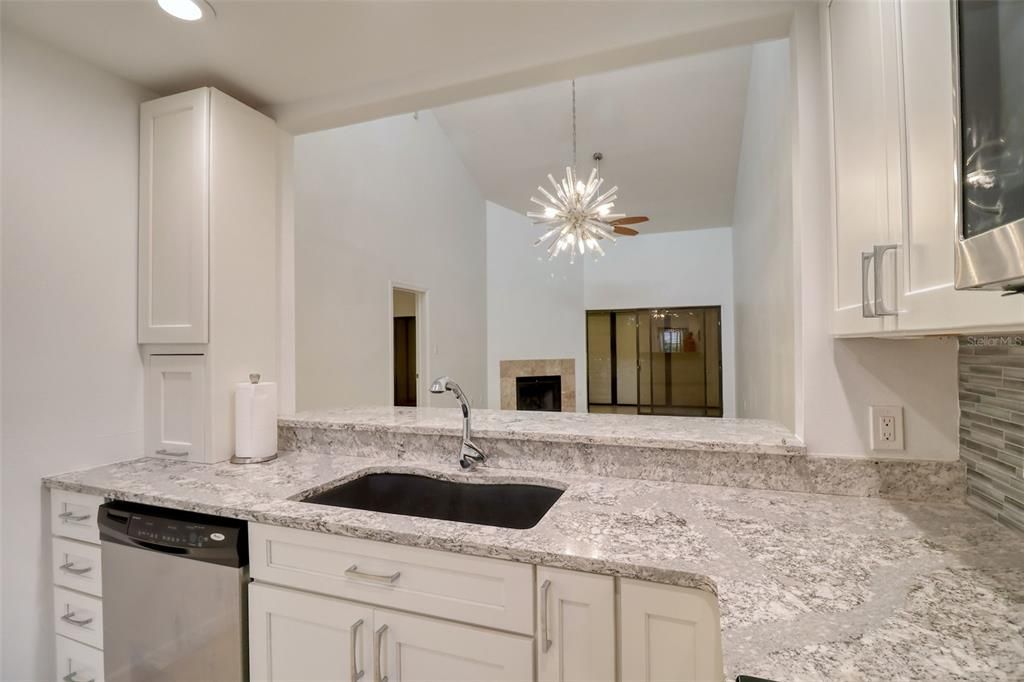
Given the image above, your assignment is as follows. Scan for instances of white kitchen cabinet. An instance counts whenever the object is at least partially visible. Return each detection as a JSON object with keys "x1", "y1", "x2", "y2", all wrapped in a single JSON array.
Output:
[
  {"x1": 139, "y1": 87, "x2": 279, "y2": 462},
  {"x1": 827, "y1": 0, "x2": 896, "y2": 336},
  {"x1": 144, "y1": 353, "x2": 206, "y2": 461},
  {"x1": 249, "y1": 523, "x2": 534, "y2": 634},
  {"x1": 247, "y1": 524, "x2": 724, "y2": 682},
  {"x1": 828, "y1": 0, "x2": 1024, "y2": 336},
  {"x1": 249, "y1": 583, "x2": 373, "y2": 682},
  {"x1": 892, "y1": 0, "x2": 1024, "y2": 332},
  {"x1": 138, "y1": 88, "x2": 210, "y2": 344},
  {"x1": 619, "y1": 579, "x2": 723, "y2": 682},
  {"x1": 536, "y1": 567, "x2": 615, "y2": 682},
  {"x1": 249, "y1": 583, "x2": 532, "y2": 682},
  {"x1": 379, "y1": 608, "x2": 533, "y2": 682},
  {"x1": 49, "y1": 490, "x2": 106, "y2": 676},
  {"x1": 55, "y1": 634, "x2": 104, "y2": 682}
]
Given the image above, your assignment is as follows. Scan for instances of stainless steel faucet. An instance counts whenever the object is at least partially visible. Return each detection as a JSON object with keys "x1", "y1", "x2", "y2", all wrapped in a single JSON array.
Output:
[{"x1": 429, "y1": 376, "x2": 486, "y2": 469}]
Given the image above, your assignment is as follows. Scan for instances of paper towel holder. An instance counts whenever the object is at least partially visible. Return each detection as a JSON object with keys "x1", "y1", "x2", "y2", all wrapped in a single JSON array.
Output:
[{"x1": 230, "y1": 372, "x2": 279, "y2": 465}]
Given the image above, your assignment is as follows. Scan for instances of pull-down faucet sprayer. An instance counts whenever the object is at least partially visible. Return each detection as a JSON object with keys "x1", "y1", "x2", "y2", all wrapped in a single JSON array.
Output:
[{"x1": 430, "y1": 377, "x2": 486, "y2": 469}]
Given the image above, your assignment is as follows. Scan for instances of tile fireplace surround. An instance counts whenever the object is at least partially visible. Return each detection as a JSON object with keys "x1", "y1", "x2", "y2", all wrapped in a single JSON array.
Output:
[{"x1": 500, "y1": 358, "x2": 575, "y2": 411}]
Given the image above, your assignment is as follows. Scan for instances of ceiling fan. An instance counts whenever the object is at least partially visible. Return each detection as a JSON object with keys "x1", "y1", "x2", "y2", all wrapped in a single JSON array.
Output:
[{"x1": 593, "y1": 153, "x2": 648, "y2": 237}]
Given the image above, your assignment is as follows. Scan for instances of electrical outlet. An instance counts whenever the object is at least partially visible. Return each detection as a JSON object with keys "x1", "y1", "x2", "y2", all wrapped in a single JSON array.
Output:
[{"x1": 870, "y1": 406, "x2": 904, "y2": 451}]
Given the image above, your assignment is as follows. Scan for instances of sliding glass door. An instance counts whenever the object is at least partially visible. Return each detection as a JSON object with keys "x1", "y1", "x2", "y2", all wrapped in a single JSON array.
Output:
[{"x1": 587, "y1": 307, "x2": 722, "y2": 417}]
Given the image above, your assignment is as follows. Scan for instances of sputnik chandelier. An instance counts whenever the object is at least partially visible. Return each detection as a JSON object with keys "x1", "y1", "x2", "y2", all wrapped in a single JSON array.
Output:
[{"x1": 527, "y1": 80, "x2": 625, "y2": 263}]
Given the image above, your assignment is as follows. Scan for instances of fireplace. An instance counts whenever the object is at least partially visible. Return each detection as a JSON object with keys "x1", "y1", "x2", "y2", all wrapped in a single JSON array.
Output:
[{"x1": 516, "y1": 375, "x2": 562, "y2": 412}]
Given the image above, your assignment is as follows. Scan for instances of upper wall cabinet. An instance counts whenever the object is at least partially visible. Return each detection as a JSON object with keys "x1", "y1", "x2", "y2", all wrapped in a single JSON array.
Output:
[
  {"x1": 828, "y1": 0, "x2": 1024, "y2": 336},
  {"x1": 139, "y1": 88, "x2": 210, "y2": 344}
]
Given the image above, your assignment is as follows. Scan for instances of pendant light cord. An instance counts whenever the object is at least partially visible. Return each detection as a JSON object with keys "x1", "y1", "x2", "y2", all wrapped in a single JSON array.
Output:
[{"x1": 571, "y1": 79, "x2": 577, "y2": 170}]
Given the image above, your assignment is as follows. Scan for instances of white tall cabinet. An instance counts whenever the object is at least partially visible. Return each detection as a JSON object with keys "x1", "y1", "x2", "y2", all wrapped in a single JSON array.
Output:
[
  {"x1": 828, "y1": 0, "x2": 1024, "y2": 336},
  {"x1": 138, "y1": 87, "x2": 279, "y2": 462}
]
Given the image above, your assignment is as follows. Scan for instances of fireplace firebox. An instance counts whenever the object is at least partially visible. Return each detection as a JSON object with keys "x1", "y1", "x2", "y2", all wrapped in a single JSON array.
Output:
[{"x1": 515, "y1": 375, "x2": 562, "y2": 412}]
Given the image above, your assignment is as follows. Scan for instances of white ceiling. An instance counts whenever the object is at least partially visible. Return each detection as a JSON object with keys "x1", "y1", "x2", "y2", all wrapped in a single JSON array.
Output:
[
  {"x1": 2, "y1": 0, "x2": 795, "y2": 132},
  {"x1": 433, "y1": 46, "x2": 754, "y2": 234}
]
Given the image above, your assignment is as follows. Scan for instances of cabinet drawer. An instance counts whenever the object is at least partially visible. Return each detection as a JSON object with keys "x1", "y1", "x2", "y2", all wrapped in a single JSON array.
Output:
[
  {"x1": 53, "y1": 538, "x2": 103, "y2": 597},
  {"x1": 250, "y1": 524, "x2": 534, "y2": 634},
  {"x1": 145, "y1": 353, "x2": 206, "y2": 462},
  {"x1": 54, "y1": 587, "x2": 104, "y2": 650},
  {"x1": 55, "y1": 634, "x2": 104, "y2": 682},
  {"x1": 51, "y1": 490, "x2": 104, "y2": 545}
]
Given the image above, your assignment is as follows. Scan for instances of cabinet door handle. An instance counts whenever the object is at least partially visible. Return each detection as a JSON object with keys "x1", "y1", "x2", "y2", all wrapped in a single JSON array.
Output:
[
  {"x1": 346, "y1": 564, "x2": 401, "y2": 584},
  {"x1": 350, "y1": 618, "x2": 364, "y2": 681},
  {"x1": 59, "y1": 561, "x2": 93, "y2": 576},
  {"x1": 373, "y1": 624, "x2": 388, "y2": 682},
  {"x1": 540, "y1": 579, "x2": 553, "y2": 653},
  {"x1": 873, "y1": 243, "x2": 898, "y2": 317},
  {"x1": 861, "y1": 251, "x2": 878, "y2": 318},
  {"x1": 61, "y1": 611, "x2": 93, "y2": 627},
  {"x1": 58, "y1": 511, "x2": 91, "y2": 522},
  {"x1": 63, "y1": 673, "x2": 95, "y2": 682},
  {"x1": 155, "y1": 449, "x2": 189, "y2": 457}
]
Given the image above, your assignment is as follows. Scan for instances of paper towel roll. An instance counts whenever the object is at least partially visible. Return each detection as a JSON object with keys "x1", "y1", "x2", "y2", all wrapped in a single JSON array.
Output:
[{"x1": 235, "y1": 378, "x2": 278, "y2": 461}]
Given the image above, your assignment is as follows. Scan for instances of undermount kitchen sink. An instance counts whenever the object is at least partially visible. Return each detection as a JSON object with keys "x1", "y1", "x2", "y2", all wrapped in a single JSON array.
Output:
[{"x1": 300, "y1": 472, "x2": 564, "y2": 529}]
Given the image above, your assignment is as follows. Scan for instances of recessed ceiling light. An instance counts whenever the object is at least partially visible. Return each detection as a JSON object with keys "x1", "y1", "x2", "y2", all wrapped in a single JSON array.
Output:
[{"x1": 158, "y1": 0, "x2": 204, "y2": 21}]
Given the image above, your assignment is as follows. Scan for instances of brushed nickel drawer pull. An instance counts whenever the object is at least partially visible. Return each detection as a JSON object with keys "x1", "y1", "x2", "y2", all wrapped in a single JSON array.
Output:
[
  {"x1": 59, "y1": 561, "x2": 93, "y2": 576},
  {"x1": 58, "y1": 511, "x2": 91, "y2": 522},
  {"x1": 540, "y1": 579, "x2": 553, "y2": 653},
  {"x1": 155, "y1": 449, "x2": 189, "y2": 457},
  {"x1": 346, "y1": 564, "x2": 401, "y2": 584},
  {"x1": 61, "y1": 611, "x2": 93, "y2": 627},
  {"x1": 350, "y1": 618, "x2": 365, "y2": 681},
  {"x1": 374, "y1": 624, "x2": 389, "y2": 682}
]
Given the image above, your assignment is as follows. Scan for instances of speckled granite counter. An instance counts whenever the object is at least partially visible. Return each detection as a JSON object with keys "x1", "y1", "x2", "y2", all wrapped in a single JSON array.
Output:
[
  {"x1": 280, "y1": 407, "x2": 966, "y2": 501},
  {"x1": 280, "y1": 407, "x2": 805, "y2": 454},
  {"x1": 44, "y1": 452, "x2": 1023, "y2": 681}
]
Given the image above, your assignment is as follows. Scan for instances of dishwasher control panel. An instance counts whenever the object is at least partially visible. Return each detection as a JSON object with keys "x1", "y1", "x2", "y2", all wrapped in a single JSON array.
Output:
[
  {"x1": 128, "y1": 515, "x2": 230, "y2": 548},
  {"x1": 98, "y1": 501, "x2": 247, "y2": 567}
]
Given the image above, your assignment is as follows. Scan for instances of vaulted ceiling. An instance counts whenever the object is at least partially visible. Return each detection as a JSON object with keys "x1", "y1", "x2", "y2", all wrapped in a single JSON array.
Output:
[{"x1": 433, "y1": 46, "x2": 754, "y2": 233}]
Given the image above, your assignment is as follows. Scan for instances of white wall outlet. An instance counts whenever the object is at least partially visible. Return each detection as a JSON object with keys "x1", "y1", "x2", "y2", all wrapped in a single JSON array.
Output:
[{"x1": 870, "y1": 405, "x2": 904, "y2": 451}]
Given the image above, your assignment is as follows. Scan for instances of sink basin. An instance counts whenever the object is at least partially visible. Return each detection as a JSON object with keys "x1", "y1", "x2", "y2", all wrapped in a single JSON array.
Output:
[{"x1": 300, "y1": 472, "x2": 564, "y2": 529}]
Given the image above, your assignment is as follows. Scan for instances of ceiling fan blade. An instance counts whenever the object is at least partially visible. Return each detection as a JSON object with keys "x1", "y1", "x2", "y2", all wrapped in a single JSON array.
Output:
[
  {"x1": 611, "y1": 216, "x2": 649, "y2": 226},
  {"x1": 613, "y1": 225, "x2": 640, "y2": 236}
]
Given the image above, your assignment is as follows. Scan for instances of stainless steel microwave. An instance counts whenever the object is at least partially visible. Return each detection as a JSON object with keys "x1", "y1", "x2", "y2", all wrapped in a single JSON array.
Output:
[{"x1": 954, "y1": 0, "x2": 1024, "y2": 291}]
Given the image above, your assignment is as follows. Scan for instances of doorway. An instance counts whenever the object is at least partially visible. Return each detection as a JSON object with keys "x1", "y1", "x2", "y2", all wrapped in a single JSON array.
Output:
[
  {"x1": 392, "y1": 288, "x2": 420, "y2": 407},
  {"x1": 586, "y1": 307, "x2": 723, "y2": 417}
]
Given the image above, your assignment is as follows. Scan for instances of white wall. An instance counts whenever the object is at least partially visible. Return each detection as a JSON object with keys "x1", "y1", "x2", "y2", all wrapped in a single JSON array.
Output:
[
  {"x1": 788, "y1": 5, "x2": 959, "y2": 461},
  {"x1": 1, "y1": 29, "x2": 152, "y2": 680},
  {"x1": 485, "y1": 201, "x2": 586, "y2": 410},
  {"x1": 583, "y1": 228, "x2": 737, "y2": 417},
  {"x1": 732, "y1": 39, "x2": 796, "y2": 429},
  {"x1": 294, "y1": 111, "x2": 487, "y2": 411}
]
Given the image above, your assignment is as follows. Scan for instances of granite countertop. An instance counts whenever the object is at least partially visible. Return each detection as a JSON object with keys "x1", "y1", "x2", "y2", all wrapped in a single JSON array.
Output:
[
  {"x1": 280, "y1": 406, "x2": 806, "y2": 455},
  {"x1": 44, "y1": 451, "x2": 1024, "y2": 681}
]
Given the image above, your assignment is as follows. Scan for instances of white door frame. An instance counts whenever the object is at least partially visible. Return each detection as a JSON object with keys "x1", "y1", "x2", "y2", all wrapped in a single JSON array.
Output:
[{"x1": 387, "y1": 281, "x2": 429, "y2": 407}]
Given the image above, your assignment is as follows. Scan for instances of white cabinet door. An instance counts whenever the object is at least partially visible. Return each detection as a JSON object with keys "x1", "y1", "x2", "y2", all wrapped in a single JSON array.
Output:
[
  {"x1": 536, "y1": 567, "x2": 614, "y2": 682},
  {"x1": 144, "y1": 354, "x2": 206, "y2": 461},
  {"x1": 249, "y1": 583, "x2": 373, "y2": 682},
  {"x1": 894, "y1": 0, "x2": 1024, "y2": 332},
  {"x1": 138, "y1": 87, "x2": 209, "y2": 344},
  {"x1": 619, "y1": 580, "x2": 723, "y2": 682},
  {"x1": 828, "y1": 0, "x2": 895, "y2": 335},
  {"x1": 377, "y1": 608, "x2": 533, "y2": 682}
]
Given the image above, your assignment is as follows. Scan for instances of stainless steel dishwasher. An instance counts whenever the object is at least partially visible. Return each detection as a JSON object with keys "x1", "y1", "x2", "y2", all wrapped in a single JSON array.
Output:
[{"x1": 98, "y1": 501, "x2": 249, "y2": 682}]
